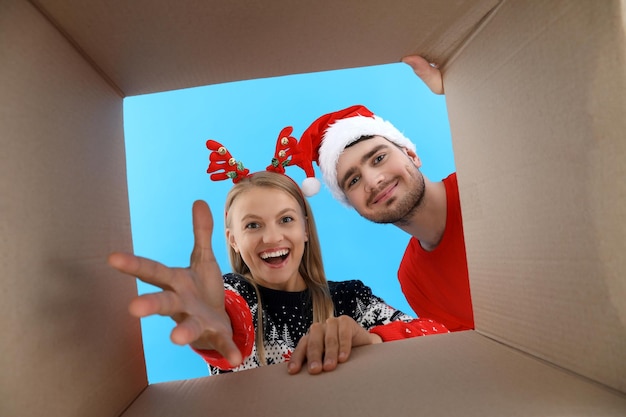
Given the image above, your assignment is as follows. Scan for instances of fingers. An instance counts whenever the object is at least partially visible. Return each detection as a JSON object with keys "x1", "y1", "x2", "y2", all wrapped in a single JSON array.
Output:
[
  {"x1": 107, "y1": 251, "x2": 142, "y2": 276},
  {"x1": 128, "y1": 291, "x2": 181, "y2": 318},
  {"x1": 401, "y1": 55, "x2": 444, "y2": 95},
  {"x1": 287, "y1": 322, "x2": 327, "y2": 375},
  {"x1": 171, "y1": 314, "x2": 205, "y2": 345},
  {"x1": 205, "y1": 331, "x2": 243, "y2": 368},
  {"x1": 177, "y1": 316, "x2": 243, "y2": 367},
  {"x1": 322, "y1": 319, "x2": 339, "y2": 372},
  {"x1": 324, "y1": 316, "x2": 360, "y2": 370},
  {"x1": 287, "y1": 317, "x2": 357, "y2": 375},
  {"x1": 188, "y1": 200, "x2": 226, "y2": 311},
  {"x1": 108, "y1": 252, "x2": 177, "y2": 290},
  {"x1": 190, "y1": 200, "x2": 218, "y2": 269},
  {"x1": 302, "y1": 323, "x2": 326, "y2": 375},
  {"x1": 287, "y1": 334, "x2": 308, "y2": 375},
  {"x1": 335, "y1": 316, "x2": 355, "y2": 364}
]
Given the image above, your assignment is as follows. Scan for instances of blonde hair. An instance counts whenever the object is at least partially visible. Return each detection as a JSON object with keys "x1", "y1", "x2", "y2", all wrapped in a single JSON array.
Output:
[{"x1": 224, "y1": 171, "x2": 334, "y2": 364}]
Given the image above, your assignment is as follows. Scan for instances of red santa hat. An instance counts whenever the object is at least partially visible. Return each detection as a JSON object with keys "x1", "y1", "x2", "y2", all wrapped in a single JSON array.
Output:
[{"x1": 298, "y1": 104, "x2": 416, "y2": 205}]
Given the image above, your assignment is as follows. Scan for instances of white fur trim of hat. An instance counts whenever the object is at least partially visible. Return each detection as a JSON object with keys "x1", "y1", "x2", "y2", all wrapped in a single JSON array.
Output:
[{"x1": 318, "y1": 114, "x2": 416, "y2": 206}]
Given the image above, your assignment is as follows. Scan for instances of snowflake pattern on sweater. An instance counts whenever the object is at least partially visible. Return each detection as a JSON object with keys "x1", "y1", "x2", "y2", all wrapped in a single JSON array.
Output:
[{"x1": 206, "y1": 273, "x2": 414, "y2": 375}]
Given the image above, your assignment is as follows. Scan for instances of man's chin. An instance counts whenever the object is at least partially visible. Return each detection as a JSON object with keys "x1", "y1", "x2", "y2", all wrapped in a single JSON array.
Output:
[
  {"x1": 358, "y1": 200, "x2": 417, "y2": 225},
  {"x1": 359, "y1": 209, "x2": 403, "y2": 225}
]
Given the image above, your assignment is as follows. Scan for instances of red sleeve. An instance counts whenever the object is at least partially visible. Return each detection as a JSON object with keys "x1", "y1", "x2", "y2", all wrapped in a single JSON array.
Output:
[
  {"x1": 192, "y1": 290, "x2": 255, "y2": 370},
  {"x1": 369, "y1": 318, "x2": 449, "y2": 342}
]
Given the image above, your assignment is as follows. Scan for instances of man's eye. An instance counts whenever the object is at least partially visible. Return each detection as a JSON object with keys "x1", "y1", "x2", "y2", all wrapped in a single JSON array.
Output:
[
  {"x1": 347, "y1": 176, "x2": 360, "y2": 188},
  {"x1": 373, "y1": 154, "x2": 385, "y2": 164}
]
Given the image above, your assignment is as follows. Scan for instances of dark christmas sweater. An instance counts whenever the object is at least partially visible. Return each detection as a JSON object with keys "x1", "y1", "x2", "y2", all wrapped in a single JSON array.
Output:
[{"x1": 195, "y1": 273, "x2": 448, "y2": 374}]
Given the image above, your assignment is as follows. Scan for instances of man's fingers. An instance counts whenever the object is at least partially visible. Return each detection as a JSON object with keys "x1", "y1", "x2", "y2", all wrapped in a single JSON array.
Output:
[{"x1": 401, "y1": 55, "x2": 444, "y2": 95}]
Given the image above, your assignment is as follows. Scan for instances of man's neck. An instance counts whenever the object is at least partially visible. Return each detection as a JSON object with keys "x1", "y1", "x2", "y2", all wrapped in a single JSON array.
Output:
[{"x1": 394, "y1": 178, "x2": 447, "y2": 251}]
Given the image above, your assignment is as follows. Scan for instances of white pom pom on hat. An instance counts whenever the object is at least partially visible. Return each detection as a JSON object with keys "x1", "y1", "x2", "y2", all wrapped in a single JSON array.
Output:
[
  {"x1": 301, "y1": 177, "x2": 321, "y2": 197},
  {"x1": 298, "y1": 105, "x2": 415, "y2": 205}
]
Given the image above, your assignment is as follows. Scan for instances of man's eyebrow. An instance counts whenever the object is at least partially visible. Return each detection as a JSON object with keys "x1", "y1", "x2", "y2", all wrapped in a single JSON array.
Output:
[{"x1": 339, "y1": 144, "x2": 388, "y2": 189}]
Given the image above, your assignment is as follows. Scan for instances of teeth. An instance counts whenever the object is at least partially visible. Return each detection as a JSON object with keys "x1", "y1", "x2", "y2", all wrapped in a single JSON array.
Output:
[{"x1": 260, "y1": 249, "x2": 289, "y2": 259}]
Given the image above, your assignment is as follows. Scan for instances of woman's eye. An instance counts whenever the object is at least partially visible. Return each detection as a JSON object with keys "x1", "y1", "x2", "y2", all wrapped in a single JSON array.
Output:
[
  {"x1": 245, "y1": 222, "x2": 260, "y2": 229},
  {"x1": 281, "y1": 216, "x2": 294, "y2": 224}
]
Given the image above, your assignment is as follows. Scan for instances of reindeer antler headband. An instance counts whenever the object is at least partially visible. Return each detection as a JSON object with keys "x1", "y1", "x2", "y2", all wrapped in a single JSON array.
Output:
[{"x1": 206, "y1": 126, "x2": 321, "y2": 196}]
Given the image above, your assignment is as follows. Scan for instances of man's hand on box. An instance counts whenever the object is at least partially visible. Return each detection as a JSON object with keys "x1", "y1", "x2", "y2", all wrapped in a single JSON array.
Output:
[{"x1": 402, "y1": 55, "x2": 444, "y2": 95}]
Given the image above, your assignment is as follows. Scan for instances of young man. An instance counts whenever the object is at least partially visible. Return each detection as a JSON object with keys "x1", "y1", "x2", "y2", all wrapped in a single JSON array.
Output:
[{"x1": 297, "y1": 56, "x2": 474, "y2": 331}]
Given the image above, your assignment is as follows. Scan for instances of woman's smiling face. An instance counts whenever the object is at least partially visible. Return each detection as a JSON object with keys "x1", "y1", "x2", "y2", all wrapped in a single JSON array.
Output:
[{"x1": 225, "y1": 186, "x2": 308, "y2": 291}]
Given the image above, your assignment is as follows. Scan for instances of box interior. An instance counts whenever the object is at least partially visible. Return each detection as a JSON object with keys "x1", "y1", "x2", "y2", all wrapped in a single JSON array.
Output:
[{"x1": 2, "y1": 0, "x2": 625, "y2": 416}]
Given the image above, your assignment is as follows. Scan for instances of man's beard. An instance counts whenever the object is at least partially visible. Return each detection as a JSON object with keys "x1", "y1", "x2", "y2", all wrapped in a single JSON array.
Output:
[{"x1": 364, "y1": 170, "x2": 425, "y2": 225}]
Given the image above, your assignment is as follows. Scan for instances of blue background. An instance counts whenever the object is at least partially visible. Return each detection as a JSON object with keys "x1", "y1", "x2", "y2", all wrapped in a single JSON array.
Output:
[{"x1": 123, "y1": 62, "x2": 454, "y2": 383}]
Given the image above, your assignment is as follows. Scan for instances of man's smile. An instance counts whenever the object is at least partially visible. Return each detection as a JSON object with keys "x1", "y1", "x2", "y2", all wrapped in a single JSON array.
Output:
[{"x1": 370, "y1": 180, "x2": 398, "y2": 205}]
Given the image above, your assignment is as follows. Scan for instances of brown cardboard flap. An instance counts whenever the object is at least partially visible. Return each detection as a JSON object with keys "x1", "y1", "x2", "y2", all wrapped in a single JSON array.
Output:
[
  {"x1": 123, "y1": 332, "x2": 626, "y2": 417},
  {"x1": 33, "y1": 0, "x2": 500, "y2": 96},
  {"x1": 446, "y1": 0, "x2": 626, "y2": 393},
  {"x1": 0, "y1": 1, "x2": 145, "y2": 416}
]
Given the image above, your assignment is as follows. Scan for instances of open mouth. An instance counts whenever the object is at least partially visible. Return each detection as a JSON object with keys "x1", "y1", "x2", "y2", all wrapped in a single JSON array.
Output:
[{"x1": 260, "y1": 248, "x2": 290, "y2": 265}]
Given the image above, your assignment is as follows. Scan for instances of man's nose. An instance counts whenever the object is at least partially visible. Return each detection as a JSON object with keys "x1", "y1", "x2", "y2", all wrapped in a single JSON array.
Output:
[{"x1": 363, "y1": 171, "x2": 384, "y2": 193}]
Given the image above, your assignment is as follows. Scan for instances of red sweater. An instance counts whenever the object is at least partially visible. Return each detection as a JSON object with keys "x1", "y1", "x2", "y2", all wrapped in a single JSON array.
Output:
[{"x1": 398, "y1": 173, "x2": 474, "y2": 331}]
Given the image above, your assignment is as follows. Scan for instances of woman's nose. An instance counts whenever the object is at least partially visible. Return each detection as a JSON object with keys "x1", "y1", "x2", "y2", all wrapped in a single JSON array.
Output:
[{"x1": 262, "y1": 225, "x2": 282, "y2": 243}]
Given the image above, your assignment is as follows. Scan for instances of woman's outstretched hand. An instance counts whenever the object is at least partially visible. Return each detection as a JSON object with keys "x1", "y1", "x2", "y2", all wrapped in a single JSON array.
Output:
[
  {"x1": 108, "y1": 200, "x2": 243, "y2": 367},
  {"x1": 287, "y1": 315, "x2": 382, "y2": 375}
]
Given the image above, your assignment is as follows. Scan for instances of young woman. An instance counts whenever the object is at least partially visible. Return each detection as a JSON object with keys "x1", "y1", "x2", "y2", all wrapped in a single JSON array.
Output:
[{"x1": 108, "y1": 171, "x2": 447, "y2": 376}]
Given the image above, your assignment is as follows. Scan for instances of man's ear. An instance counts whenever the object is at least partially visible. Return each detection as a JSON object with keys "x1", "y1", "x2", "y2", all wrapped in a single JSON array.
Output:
[
  {"x1": 225, "y1": 229, "x2": 239, "y2": 253},
  {"x1": 404, "y1": 147, "x2": 422, "y2": 168}
]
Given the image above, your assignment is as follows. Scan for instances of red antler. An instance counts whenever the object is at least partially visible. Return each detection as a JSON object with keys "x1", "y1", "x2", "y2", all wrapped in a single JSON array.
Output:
[
  {"x1": 206, "y1": 139, "x2": 250, "y2": 183},
  {"x1": 266, "y1": 126, "x2": 303, "y2": 174}
]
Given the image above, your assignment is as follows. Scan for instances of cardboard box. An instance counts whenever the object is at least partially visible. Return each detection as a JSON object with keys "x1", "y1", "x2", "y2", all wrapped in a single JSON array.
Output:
[{"x1": 1, "y1": 0, "x2": 624, "y2": 416}]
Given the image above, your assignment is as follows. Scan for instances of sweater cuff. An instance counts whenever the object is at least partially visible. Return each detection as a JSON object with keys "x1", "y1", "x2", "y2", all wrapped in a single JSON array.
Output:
[
  {"x1": 369, "y1": 318, "x2": 449, "y2": 342},
  {"x1": 192, "y1": 290, "x2": 255, "y2": 370}
]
